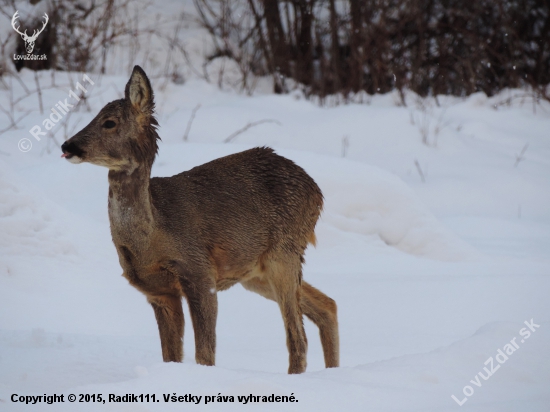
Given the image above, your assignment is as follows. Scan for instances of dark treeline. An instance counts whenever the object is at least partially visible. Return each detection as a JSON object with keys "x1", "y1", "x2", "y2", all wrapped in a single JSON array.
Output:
[{"x1": 195, "y1": 0, "x2": 550, "y2": 99}]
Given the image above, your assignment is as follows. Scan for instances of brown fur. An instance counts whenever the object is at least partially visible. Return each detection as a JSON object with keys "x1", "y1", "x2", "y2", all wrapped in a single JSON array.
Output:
[{"x1": 61, "y1": 65, "x2": 339, "y2": 374}]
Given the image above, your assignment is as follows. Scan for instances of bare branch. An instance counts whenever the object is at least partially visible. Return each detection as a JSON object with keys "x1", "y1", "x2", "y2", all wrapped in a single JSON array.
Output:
[
  {"x1": 341, "y1": 135, "x2": 349, "y2": 157},
  {"x1": 183, "y1": 104, "x2": 202, "y2": 141},
  {"x1": 514, "y1": 143, "x2": 529, "y2": 167},
  {"x1": 414, "y1": 159, "x2": 426, "y2": 183},
  {"x1": 223, "y1": 119, "x2": 281, "y2": 143}
]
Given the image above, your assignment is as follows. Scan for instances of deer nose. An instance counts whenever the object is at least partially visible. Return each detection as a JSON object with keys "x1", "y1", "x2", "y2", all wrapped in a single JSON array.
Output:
[{"x1": 61, "y1": 140, "x2": 83, "y2": 158}]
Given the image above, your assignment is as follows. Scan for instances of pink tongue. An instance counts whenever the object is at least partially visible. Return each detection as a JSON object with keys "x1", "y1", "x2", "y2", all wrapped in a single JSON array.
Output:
[{"x1": 61, "y1": 153, "x2": 67, "y2": 158}]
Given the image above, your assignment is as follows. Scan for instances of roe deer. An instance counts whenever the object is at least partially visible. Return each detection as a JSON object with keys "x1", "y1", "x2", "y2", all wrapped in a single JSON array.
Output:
[{"x1": 60, "y1": 65, "x2": 339, "y2": 374}]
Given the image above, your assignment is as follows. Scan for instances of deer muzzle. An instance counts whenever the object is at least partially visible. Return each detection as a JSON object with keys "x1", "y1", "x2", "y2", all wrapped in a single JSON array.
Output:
[{"x1": 61, "y1": 140, "x2": 85, "y2": 164}]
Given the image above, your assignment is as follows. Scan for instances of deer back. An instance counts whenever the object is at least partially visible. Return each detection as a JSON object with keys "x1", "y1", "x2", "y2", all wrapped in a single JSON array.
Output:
[{"x1": 150, "y1": 147, "x2": 323, "y2": 267}]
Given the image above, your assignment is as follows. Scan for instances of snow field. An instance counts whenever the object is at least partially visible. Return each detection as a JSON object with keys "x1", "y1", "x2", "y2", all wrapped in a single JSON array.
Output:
[{"x1": 1, "y1": 65, "x2": 549, "y2": 411}]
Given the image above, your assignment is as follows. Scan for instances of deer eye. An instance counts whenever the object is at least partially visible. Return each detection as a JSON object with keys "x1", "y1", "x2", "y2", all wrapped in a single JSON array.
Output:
[{"x1": 102, "y1": 120, "x2": 116, "y2": 129}]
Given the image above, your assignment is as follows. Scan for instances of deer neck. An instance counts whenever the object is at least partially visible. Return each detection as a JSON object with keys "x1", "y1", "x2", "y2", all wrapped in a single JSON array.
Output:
[{"x1": 108, "y1": 165, "x2": 155, "y2": 250}]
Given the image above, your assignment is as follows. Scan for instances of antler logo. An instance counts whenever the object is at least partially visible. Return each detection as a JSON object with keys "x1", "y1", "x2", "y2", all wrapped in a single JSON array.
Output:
[{"x1": 11, "y1": 10, "x2": 49, "y2": 54}]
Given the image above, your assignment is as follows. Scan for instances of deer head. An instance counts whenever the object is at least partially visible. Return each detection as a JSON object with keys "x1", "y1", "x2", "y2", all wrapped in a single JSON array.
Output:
[
  {"x1": 11, "y1": 10, "x2": 49, "y2": 54},
  {"x1": 61, "y1": 66, "x2": 160, "y2": 171}
]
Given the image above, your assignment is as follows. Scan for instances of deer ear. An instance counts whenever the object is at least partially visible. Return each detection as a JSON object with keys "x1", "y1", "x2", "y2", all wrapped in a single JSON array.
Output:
[{"x1": 125, "y1": 65, "x2": 154, "y2": 113}]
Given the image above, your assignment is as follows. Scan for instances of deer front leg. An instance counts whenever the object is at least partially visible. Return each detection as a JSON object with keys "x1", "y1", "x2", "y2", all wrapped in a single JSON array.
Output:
[
  {"x1": 181, "y1": 276, "x2": 218, "y2": 366},
  {"x1": 148, "y1": 295, "x2": 184, "y2": 362}
]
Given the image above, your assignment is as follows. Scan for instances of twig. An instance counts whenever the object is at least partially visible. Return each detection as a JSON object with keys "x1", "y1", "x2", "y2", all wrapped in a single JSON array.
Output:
[
  {"x1": 34, "y1": 71, "x2": 44, "y2": 115},
  {"x1": 0, "y1": 77, "x2": 35, "y2": 136},
  {"x1": 341, "y1": 135, "x2": 349, "y2": 157},
  {"x1": 223, "y1": 119, "x2": 281, "y2": 143},
  {"x1": 514, "y1": 143, "x2": 529, "y2": 167},
  {"x1": 183, "y1": 104, "x2": 201, "y2": 141},
  {"x1": 0, "y1": 108, "x2": 32, "y2": 134},
  {"x1": 13, "y1": 72, "x2": 30, "y2": 95},
  {"x1": 414, "y1": 159, "x2": 426, "y2": 183}
]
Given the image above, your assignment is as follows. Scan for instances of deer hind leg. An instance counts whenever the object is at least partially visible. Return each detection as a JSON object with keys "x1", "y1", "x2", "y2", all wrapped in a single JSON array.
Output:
[
  {"x1": 243, "y1": 265, "x2": 307, "y2": 374},
  {"x1": 148, "y1": 294, "x2": 184, "y2": 362},
  {"x1": 265, "y1": 257, "x2": 308, "y2": 374},
  {"x1": 300, "y1": 281, "x2": 339, "y2": 368}
]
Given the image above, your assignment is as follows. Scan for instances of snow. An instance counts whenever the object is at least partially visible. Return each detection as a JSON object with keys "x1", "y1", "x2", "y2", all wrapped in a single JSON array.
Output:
[{"x1": 1, "y1": 3, "x2": 550, "y2": 410}]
